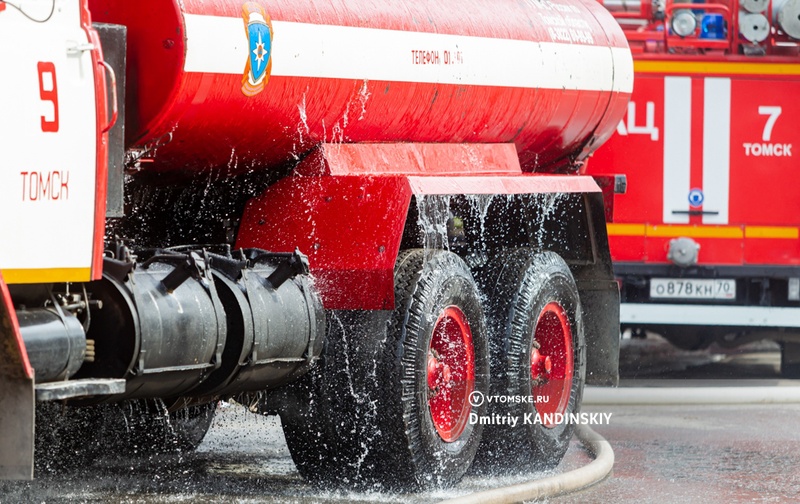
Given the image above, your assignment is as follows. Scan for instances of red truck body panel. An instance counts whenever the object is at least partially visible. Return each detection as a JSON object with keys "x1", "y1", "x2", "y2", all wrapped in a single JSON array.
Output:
[
  {"x1": 588, "y1": 0, "x2": 800, "y2": 337},
  {"x1": 592, "y1": 60, "x2": 800, "y2": 267}
]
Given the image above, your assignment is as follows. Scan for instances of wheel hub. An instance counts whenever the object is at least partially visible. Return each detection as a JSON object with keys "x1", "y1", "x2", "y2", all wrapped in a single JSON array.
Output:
[
  {"x1": 427, "y1": 305, "x2": 475, "y2": 443},
  {"x1": 530, "y1": 347, "x2": 553, "y2": 381},
  {"x1": 427, "y1": 353, "x2": 453, "y2": 389},
  {"x1": 531, "y1": 302, "x2": 573, "y2": 428}
]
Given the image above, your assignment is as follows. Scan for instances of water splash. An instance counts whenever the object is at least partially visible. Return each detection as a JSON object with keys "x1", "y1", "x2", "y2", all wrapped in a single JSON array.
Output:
[
  {"x1": 415, "y1": 194, "x2": 454, "y2": 256},
  {"x1": 226, "y1": 147, "x2": 238, "y2": 172},
  {"x1": 531, "y1": 192, "x2": 566, "y2": 251},
  {"x1": 356, "y1": 79, "x2": 371, "y2": 121},
  {"x1": 297, "y1": 92, "x2": 310, "y2": 143},
  {"x1": 327, "y1": 311, "x2": 384, "y2": 480}
]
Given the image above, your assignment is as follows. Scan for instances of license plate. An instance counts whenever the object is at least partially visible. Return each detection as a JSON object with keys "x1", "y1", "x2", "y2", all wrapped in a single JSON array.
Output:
[{"x1": 650, "y1": 278, "x2": 736, "y2": 300}]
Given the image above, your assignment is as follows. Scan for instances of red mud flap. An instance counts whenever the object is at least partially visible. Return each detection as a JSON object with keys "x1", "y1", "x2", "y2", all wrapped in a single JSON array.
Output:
[{"x1": 0, "y1": 272, "x2": 34, "y2": 480}]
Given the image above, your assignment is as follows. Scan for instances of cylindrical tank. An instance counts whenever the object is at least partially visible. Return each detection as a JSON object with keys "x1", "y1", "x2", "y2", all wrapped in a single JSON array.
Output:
[
  {"x1": 78, "y1": 257, "x2": 226, "y2": 400},
  {"x1": 775, "y1": 0, "x2": 800, "y2": 39},
  {"x1": 195, "y1": 254, "x2": 324, "y2": 396},
  {"x1": 17, "y1": 308, "x2": 86, "y2": 383},
  {"x1": 88, "y1": 0, "x2": 632, "y2": 172}
]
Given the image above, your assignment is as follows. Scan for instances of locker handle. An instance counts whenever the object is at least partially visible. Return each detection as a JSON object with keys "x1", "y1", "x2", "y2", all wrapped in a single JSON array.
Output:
[{"x1": 99, "y1": 60, "x2": 118, "y2": 134}]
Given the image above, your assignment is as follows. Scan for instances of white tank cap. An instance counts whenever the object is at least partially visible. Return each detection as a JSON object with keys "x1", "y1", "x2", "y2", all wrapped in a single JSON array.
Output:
[
  {"x1": 667, "y1": 237, "x2": 700, "y2": 268},
  {"x1": 739, "y1": 12, "x2": 770, "y2": 42},
  {"x1": 741, "y1": 0, "x2": 769, "y2": 13}
]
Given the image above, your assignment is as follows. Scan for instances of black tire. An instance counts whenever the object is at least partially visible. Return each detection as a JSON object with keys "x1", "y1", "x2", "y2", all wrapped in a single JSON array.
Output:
[
  {"x1": 278, "y1": 310, "x2": 381, "y2": 488},
  {"x1": 280, "y1": 249, "x2": 489, "y2": 490},
  {"x1": 474, "y1": 249, "x2": 585, "y2": 471}
]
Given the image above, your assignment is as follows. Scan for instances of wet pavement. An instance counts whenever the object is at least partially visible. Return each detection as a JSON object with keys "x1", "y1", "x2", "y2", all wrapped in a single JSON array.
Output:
[
  {"x1": 2, "y1": 334, "x2": 799, "y2": 503},
  {"x1": 0, "y1": 403, "x2": 576, "y2": 503},
  {"x1": 553, "y1": 403, "x2": 800, "y2": 504},
  {"x1": 553, "y1": 335, "x2": 800, "y2": 504}
]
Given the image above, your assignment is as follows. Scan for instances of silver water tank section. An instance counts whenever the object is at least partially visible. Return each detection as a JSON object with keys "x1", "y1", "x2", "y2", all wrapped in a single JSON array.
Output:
[{"x1": 775, "y1": 0, "x2": 800, "y2": 38}]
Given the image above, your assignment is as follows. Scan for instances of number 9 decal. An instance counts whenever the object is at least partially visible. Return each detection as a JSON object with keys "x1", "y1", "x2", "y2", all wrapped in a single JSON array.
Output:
[{"x1": 37, "y1": 61, "x2": 59, "y2": 133}]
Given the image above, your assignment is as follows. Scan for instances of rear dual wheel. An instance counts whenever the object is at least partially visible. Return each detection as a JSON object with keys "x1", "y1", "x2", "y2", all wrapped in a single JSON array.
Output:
[
  {"x1": 281, "y1": 249, "x2": 489, "y2": 489},
  {"x1": 475, "y1": 250, "x2": 585, "y2": 470},
  {"x1": 390, "y1": 249, "x2": 489, "y2": 487}
]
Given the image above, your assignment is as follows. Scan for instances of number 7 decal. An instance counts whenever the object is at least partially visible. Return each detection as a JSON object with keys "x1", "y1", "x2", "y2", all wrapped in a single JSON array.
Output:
[
  {"x1": 37, "y1": 61, "x2": 59, "y2": 132},
  {"x1": 758, "y1": 106, "x2": 781, "y2": 142}
]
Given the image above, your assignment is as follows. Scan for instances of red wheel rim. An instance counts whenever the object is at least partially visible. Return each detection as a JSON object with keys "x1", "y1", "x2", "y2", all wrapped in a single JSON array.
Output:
[
  {"x1": 427, "y1": 305, "x2": 475, "y2": 442},
  {"x1": 531, "y1": 302, "x2": 573, "y2": 428}
]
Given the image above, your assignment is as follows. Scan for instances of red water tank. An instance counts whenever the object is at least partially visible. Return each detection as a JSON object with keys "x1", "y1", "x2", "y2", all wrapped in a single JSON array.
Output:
[{"x1": 88, "y1": 0, "x2": 632, "y2": 172}]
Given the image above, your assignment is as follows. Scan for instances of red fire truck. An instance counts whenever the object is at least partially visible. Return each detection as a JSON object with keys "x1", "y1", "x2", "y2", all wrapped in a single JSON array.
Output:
[
  {"x1": 0, "y1": 0, "x2": 630, "y2": 487},
  {"x1": 589, "y1": 0, "x2": 800, "y2": 374}
]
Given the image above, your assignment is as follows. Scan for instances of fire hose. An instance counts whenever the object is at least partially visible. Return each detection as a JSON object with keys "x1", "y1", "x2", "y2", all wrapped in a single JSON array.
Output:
[{"x1": 438, "y1": 424, "x2": 614, "y2": 504}]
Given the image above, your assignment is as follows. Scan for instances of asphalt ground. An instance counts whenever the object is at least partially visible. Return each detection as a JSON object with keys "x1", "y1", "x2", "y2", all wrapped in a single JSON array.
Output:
[{"x1": 1, "y1": 334, "x2": 798, "y2": 503}]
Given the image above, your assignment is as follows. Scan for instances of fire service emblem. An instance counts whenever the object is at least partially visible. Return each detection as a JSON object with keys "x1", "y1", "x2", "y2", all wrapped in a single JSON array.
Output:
[{"x1": 241, "y1": 2, "x2": 273, "y2": 96}]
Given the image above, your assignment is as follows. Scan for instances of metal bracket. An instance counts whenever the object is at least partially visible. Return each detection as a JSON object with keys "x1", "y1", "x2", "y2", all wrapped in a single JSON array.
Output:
[{"x1": 35, "y1": 378, "x2": 126, "y2": 401}]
